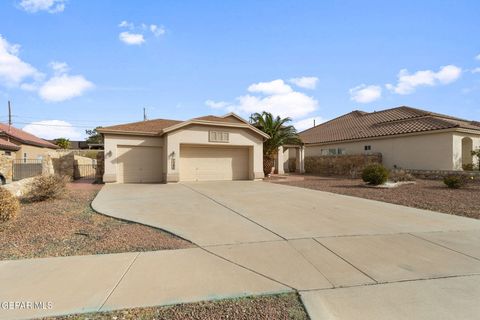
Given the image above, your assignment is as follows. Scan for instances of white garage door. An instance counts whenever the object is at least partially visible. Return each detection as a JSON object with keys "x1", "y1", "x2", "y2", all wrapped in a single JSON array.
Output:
[
  {"x1": 117, "y1": 146, "x2": 163, "y2": 183},
  {"x1": 180, "y1": 145, "x2": 249, "y2": 181}
]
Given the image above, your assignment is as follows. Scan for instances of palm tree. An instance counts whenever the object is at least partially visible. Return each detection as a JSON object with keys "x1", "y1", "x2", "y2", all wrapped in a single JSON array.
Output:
[{"x1": 251, "y1": 111, "x2": 301, "y2": 175}]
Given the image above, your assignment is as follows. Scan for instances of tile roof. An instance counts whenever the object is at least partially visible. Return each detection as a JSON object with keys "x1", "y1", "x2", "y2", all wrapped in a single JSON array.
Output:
[
  {"x1": 99, "y1": 114, "x2": 248, "y2": 135},
  {"x1": 99, "y1": 119, "x2": 183, "y2": 134},
  {"x1": 0, "y1": 137, "x2": 20, "y2": 151},
  {"x1": 300, "y1": 106, "x2": 480, "y2": 144},
  {"x1": 0, "y1": 123, "x2": 58, "y2": 149}
]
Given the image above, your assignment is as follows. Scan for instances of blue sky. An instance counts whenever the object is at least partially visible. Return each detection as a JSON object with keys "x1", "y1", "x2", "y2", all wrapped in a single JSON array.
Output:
[{"x1": 0, "y1": 0, "x2": 479, "y2": 139}]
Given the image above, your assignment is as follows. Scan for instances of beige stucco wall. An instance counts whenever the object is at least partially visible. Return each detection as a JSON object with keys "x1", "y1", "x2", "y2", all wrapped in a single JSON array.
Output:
[
  {"x1": 16, "y1": 144, "x2": 56, "y2": 160},
  {"x1": 103, "y1": 134, "x2": 164, "y2": 182},
  {"x1": 164, "y1": 124, "x2": 264, "y2": 182},
  {"x1": 305, "y1": 131, "x2": 461, "y2": 170}
]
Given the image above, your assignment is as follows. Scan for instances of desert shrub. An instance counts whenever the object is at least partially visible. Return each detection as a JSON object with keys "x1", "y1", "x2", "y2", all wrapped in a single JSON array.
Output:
[
  {"x1": 389, "y1": 169, "x2": 416, "y2": 182},
  {"x1": 0, "y1": 188, "x2": 19, "y2": 222},
  {"x1": 27, "y1": 174, "x2": 68, "y2": 202},
  {"x1": 362, "y1": 163, "x2": 389, "y2": 185},
  {"x1": 443, "y1": 175, "x2": 468, "y2": 189}
]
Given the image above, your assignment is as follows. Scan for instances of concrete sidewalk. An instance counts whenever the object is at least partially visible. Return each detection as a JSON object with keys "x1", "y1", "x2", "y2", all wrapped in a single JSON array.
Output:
[{"x1": 0, "y1": 249, "x2": 289, "y2": 320}]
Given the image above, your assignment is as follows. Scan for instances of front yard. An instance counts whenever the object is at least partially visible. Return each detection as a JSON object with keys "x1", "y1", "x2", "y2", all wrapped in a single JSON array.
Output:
[
  {"x1": 0, "y1": 185, "x2": 193, "y2": 260},
  {"x1": 269, "y1": 175, "x2": 480, "y2": 219},
  {"x1": 42, "y1": 293, "x2": 308, "y2": 320}
]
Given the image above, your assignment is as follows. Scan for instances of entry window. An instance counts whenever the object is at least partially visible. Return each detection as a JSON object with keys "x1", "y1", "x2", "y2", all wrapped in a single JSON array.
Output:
[{"x1": 209, "y1": 131, "x2": 229, "y2": 143}]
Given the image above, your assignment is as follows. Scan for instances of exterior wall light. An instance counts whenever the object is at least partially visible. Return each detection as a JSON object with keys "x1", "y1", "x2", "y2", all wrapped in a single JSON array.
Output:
[{"x1": 170, "y1": 151, "x2": 176, "y2": 170}]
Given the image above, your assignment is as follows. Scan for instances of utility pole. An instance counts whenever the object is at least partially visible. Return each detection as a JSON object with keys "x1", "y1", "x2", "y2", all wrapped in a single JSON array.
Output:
[
  {"x1": 8, "y1": 100, "x2": 12, "y2": 132},
  {"x1": 143, "y1": 107, "x2": 147, "y2": 121}
]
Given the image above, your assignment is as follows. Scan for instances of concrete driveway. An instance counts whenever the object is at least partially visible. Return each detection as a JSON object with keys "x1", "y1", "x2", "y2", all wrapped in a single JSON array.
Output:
[{"x1": 91, "y1": 181, "x2": 480, "y2": 319}]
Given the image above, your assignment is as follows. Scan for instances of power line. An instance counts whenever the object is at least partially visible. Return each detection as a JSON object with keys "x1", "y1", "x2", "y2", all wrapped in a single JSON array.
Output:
[{"x1": 13, "y1": 121, "x2": 96, "y2": 128}]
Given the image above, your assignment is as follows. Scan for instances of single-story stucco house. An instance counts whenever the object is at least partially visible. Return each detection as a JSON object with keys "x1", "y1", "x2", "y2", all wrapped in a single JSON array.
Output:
[
  {"x1": 299, "y1": 106, "x2": 480, "y2": 171},
  {"x1": 98, "y1": 113, "x2": 269, "y2": 183},
  {"x1": 0, "y1": 123, "x2": 59, "y2": 159}
]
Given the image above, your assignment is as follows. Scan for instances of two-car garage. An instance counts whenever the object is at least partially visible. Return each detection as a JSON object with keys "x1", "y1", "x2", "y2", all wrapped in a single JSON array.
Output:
[{"x1": 179, "y1": 145, "x2": 250, "y2": 181}]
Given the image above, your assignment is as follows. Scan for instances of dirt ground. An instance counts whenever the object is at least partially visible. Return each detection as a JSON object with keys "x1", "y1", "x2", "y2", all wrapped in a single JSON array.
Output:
[
  {"x1": 0, "y1": 187, "x2": 193, "y2": 260},
  {"x1": 42, "y1": 293, "x2": 308, "y2": 320},
  {"x1": 268, "y1": 175, "x2": 480, "y2": 219}
]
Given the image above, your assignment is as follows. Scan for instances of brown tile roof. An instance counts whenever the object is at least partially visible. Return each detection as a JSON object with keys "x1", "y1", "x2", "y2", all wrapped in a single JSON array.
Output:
[
  {"x1": 99, "y1": 118, "x2": 183, "y2": 134},
  {"x1": 0, "y1": 123, "x2": 58, "y2": 149},
  {"x1": 0, "y1": 137, "x2": 20, "y2": 151},
  {"x1": 300, "y1": 106, "x2": 480, "y2": 144},
  {"x1": 99, "y1": 114, "x2": 245, "y2": 135},
  {"x1": 193, "y1": 115, "x2": 232, "y2": 122}
]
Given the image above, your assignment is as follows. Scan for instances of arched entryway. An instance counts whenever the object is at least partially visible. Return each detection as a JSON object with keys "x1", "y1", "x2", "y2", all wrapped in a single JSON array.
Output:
[{"x1": 461, "y1": 137, "x2": 473, "y2": 169}]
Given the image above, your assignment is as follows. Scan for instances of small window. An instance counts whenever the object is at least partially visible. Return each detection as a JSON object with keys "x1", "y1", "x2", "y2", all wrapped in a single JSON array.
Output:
[
  {"x1": 23, "y1": 153, "x2": 27, "y2": 163},
  {"x1": 4, "y1": 151, "x2": 11, "y2": 156},
  {"x1": 337, "y1": 148, "x2": 346, "y2": 155},
  {"x1": 364, "y1": 145, "x2": 371, "y2": 151},
  {"x1": 209, "y1": 131, "x2": 229, "y2": 143}
]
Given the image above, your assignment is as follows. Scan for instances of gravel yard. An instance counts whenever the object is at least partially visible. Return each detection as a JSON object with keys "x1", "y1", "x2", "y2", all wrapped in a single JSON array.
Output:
[
  {"x1": 0, "y1": 188, "x2": 193, "y2": 260},
  {"x1": 268, "y1": 175, "x2": 480, "y2": 219},
  {"x1": 42, "y1": 293, "x2": 307, "y2": 320}
]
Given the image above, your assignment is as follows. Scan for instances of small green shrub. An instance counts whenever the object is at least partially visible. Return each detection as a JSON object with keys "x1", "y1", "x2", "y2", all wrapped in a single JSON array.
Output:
[
  {"x1": 362, "y1": 163, "x2": 389, "y2": 185},
  {"x1": 462, "y1": 163, "x2": 474, "y2": 171},
  {"x1": 0, "y1": 188, "x2": 19, "y2": 222},
  {"x1": 27, "y1": 174, "x2": 68, "y2": 202},
  {"x1": 389, "y1": 169, "x2": 416, "y2": 182},
  {"x1": 443, "y1": 175, "x2": 467, "y2": 189}
]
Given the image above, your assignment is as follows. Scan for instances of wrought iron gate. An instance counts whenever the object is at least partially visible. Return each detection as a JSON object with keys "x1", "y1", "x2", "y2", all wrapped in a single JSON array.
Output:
[{"x1": 12, "y1": 159, "x2": 42, "y2": 181}]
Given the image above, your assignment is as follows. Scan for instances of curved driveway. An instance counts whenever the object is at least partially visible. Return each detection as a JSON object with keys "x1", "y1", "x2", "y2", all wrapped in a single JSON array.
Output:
[{"x1": 92, "y1": 181, "x2": 480, "y2": 319}]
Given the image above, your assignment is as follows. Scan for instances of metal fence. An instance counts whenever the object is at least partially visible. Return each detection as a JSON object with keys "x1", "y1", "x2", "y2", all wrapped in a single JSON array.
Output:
[
  {"x1": 74, "y1": 164, "x2": 96, "y2": 180},
  {"x1": 12, "y1": 159, "x2": 42, "y2": 181}
]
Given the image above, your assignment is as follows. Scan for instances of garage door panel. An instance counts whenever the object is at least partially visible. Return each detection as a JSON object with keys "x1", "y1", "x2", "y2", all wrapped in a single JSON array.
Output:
[
  {"x1": 180, "y1": 146, "x2": 249, "y2": 181},
  {"x1": 117, "y1": 146, "x2": 163, "y2": 183}
]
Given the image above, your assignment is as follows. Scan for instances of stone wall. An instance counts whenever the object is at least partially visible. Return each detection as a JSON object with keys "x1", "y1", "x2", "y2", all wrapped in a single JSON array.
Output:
[
  {"x1": 305, "y1": 153, "x2": 382, "y2": 178},
  {"x1": 95, "y1": 151, "x2": 104, "y2": 183},
  {"x1": 407, "y1": 169, "x2": 480, "y2": 180},
  {"x1": 0, "y1": 154, "x2": 13, "y2": 182},
  {"x1": 52, "y1": 152, "x2": 75, "y2": 179}
]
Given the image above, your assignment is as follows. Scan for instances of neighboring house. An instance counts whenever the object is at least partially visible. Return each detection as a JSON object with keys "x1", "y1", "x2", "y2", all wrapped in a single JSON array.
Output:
[
  {"x1": 98, "y1": 113, "x2": 269, "y2": 183},
  {"x1": 48, "y1": 140, "x2": 105, "y2": 150},
  {"x1": 0, "y1": 123, "x2": 59, "y2": 160},
  {"x1": 299, "y1": 106, "x2": 480, "y2": 171}
]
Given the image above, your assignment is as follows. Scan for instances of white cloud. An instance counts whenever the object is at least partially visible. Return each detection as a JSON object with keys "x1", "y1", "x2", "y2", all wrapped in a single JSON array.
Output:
[
  {"x1": 118, "y1": 20, "x2": 134, "y2": 29},
  {"x1": 49, "y1": 61, "x2": 69, "y2": 75},
  {"x1": 0, "y1": 35, "x2": 43, "y2": 87},
  {"x1": 293, "y1": 116, "x2": 326, "y2": 131},
  {"x1": 0, "y1": 36, "x2": 92, "y2": 102},
  {"x1": 247, "y1": 79, "x2": 293, "y2": 95},
  {"x1": 39, "y1": 74, "x2": 94, "y2": 102},
  {"x1": 205, "y1": 100, "x2": 229, "y2": 109},
  {"x1": 386, "y1": 65, "x2": 462, "y2": 95},
  {"x1": 19, "y1": 0, "x2": 66, "y2": 13},
  {"x1": 119, "y1": 32, "x2": 145, "y2": 45},
  {"x1": 206, "y1": 79, "x2": 318, "y2": 119},
  {"x1": 472, "y1": 67, "x2": 480, "y2": 74},
  {"x1": 349, "y1": 84, "x2": 382, "y2": 103},
  {"x1": 23, "y1": 120, "x2": 83, "y2": 140},
  {"x1": 475, "y1": 54, "x2": 480, "y2": 61},
  {"x1": 289, "y1": 76, "x2": 318, "y2": 89},
  {"x1": 150, "y1": 24, "x2": 166, "y2": 37}
]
